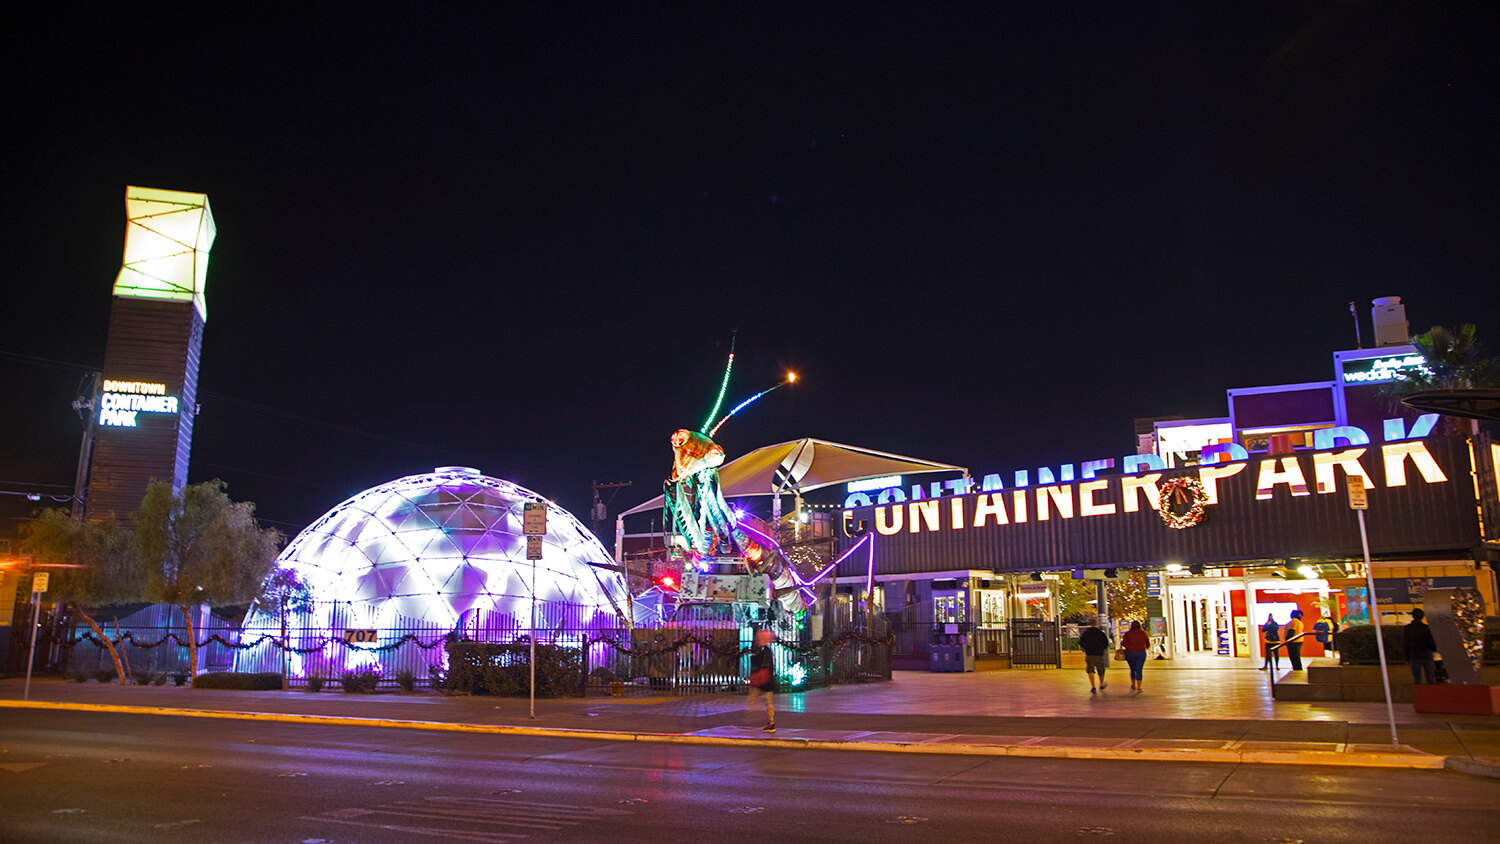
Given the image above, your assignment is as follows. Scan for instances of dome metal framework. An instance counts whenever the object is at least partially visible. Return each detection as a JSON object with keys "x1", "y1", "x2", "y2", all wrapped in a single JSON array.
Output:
[{"x1": 237, "y1": 467, "x2": 627, "y2": 676}]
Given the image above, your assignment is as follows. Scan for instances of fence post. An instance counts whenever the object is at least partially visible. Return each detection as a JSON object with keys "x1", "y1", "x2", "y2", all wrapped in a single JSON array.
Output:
[{"x1": 579, "y1": 634, "x2": 589, "y2": 697}]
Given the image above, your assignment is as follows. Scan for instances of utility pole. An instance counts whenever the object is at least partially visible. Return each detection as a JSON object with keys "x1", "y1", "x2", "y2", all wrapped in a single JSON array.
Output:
[
  {"x1": 590, "y1": 481, "x2": 632, "y2": 538},
  {"x1": 70, "y1": 371, "x2": 101, "y2": 522}
]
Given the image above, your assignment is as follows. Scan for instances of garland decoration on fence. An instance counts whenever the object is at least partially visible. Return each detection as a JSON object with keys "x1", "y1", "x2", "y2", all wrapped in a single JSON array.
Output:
[
  {"x1": 64, "y1": 630, "x2": 452, "y2": 655},
  {"x1": 1157, "y1": 476, "x2": 1210, "y2": 529},
  {"x1": 63, "y1": 628, "x2": 896, "y2": 660}
]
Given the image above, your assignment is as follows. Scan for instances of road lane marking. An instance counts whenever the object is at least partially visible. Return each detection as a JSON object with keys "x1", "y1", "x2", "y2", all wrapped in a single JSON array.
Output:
[{"x1": 302, "y1": 796, "x2": 634, "y2": 841}]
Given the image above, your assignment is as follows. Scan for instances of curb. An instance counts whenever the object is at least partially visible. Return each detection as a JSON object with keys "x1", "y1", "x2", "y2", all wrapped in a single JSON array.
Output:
[
  {"x1": 0, "y1": 700, "x2": 1446, "y2": 769},
  {"x1": 1443, "y1": 756, "x2": 1500, "y2": 779}
]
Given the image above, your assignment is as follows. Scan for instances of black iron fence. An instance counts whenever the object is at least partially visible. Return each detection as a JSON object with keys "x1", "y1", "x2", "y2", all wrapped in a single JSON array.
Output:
[
  {"x1": 1010, "y1": 618, "x2": 1062, "y2": 667},
  {"x1": 56, "y1": 602, "x2": 893, "y2": 695}
]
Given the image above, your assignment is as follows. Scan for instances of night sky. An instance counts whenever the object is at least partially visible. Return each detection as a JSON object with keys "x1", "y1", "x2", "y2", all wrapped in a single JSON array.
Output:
[{"x1": 3, "y1": 3, "x2": 1497, "y2": 541}]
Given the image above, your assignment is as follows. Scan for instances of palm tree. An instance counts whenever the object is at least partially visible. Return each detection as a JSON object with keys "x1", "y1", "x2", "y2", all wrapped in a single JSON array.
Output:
[{"x1": 1384, "y1": 324, "x2": 1500, "y2": 429}]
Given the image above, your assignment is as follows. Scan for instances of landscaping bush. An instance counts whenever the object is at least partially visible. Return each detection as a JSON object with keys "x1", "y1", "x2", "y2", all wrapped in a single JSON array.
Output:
[
  {"x1": 153, "y1": 673, "x2": 168, "y2": 686},
  {"x1": 306, "y1": 675, "x2": 326, "y2": 692},
  {"x1": 1336, "y1": 625, "x2": 1406, "y2": 665},
  {"x1": 428, "y1": 664, "x2": 451, "y2": 695},
  {"x1": 395, "y1": 668, "x2": 416, "y2": 692},
  {"x1": 340, "y1": 669, "x2": 380, "y2": 693},
  {"x1": 171, "y1": 671, "x2": 188, "y2": 687},
  {"x1": 192, "y1": 672, "x2": 284, "y2": 690},
  {"x1": 94, "y1": 669, "x2": 116, "y2": 684},
  {"x1": 442, "y1": 641, "x2": 582, "y2": 697},
  {"x1": 72, "y1": 672, "x2": 88, "y2": 683}
]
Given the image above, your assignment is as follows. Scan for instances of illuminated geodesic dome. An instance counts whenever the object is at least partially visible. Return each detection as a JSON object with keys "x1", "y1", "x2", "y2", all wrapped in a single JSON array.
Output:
[{"x1": 234, "y1": 467, "x2": 627, "y2": 677}]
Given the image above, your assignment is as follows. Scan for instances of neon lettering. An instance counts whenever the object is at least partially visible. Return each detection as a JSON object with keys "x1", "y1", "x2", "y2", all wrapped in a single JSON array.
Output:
[
  {"x1": 1312, "y1": 448, "x2": 1372, "y2": 494},
  {"x1": 1121, "y1": 473, "x2": 1162, "y2": 512},
  {"x1": 909, "y1": 499, "x2": 941, "y2": 532},
  {"x1": 972, "y1": 493, "x2": 1008, "y2": 527},
  {"x1": 1198, "y1": 462, "x2": 1247, "y2": 505},
  {"x1": 1255, "y1": 457, "x2": 1310, "y2": 500},
  {"x1": 1036, "y1": 485, "x2": 1073, "y2": 520},
  {"x1": 1079, "y1": 480, "x2": 1115, "y2": 517},
  {"x1": 875, "y1": 505, "x2": 904, "y2": 535},
  {"x1": 1382, "y1": 442, "x2": 1447, "y2": 486}
]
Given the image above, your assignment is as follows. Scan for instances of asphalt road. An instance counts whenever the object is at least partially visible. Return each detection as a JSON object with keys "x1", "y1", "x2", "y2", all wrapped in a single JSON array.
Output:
[{"x1": 2, "y1": 710, "x2": 1498, "y2": 843}]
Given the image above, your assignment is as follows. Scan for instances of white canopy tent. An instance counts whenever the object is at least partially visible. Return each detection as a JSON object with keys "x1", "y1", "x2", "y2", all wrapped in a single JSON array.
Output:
[{"x1": 615, "y1": 437, "x2": 967, "y2": 562}]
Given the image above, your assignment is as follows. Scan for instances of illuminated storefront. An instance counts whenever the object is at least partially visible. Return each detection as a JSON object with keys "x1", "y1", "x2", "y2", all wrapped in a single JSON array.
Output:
[{"x1": 839, "y1": 423, "x2": 1497, "y2": 663}]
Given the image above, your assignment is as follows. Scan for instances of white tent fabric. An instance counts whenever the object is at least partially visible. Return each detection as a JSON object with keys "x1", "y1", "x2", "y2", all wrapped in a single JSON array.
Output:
[{"x1": 619, "y1": 438, "x2": 966, "y2": 517}]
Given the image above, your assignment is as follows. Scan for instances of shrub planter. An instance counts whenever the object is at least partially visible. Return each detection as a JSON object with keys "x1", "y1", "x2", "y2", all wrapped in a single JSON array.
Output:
[
  {"x1": 192, "y1": 672, "x2": 285, "y2": 691},
  {"x1": 1413, "y1": 684, "x2": 1500, "y2": 715}
]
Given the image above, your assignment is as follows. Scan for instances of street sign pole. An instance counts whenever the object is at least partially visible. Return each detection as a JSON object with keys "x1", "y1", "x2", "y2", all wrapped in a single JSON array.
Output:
[
  {"x1": 523, "y1": 503, "x2": 548, "y2": 721},
  {"x1": 1349, "y1": 476, "x2": 1399, "y2": 749},
  {"x1": 24, "y1": 571, "x2": 49, "y2": 701}
]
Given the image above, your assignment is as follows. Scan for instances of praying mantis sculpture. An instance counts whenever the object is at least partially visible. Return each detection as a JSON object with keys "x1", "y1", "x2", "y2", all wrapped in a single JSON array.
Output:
[{"x1": 662, "y1": 339, "x2": 810, "y2": 612}]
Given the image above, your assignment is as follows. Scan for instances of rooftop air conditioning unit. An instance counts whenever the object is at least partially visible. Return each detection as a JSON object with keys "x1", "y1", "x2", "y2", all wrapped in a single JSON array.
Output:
[{"x1": 1371, "y1": 296, "x2": 1410, "y2": 347}]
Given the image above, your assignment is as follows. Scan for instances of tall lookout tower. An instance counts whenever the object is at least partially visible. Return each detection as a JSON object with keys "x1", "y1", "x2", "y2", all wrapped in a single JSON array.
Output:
[{"x1": 82, "y1": 187, "x2": 215, "y2": 524}]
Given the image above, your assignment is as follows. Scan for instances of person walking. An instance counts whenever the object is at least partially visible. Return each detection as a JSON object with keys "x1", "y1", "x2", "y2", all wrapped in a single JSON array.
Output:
[
  {"x1": 1079, "y1": 616, "x2": 1110, "y2": 694},
  {"x1": 746, "y1": 629, "x2": 777, "y2": 731},
  {"x1": 1284, "y1": 610, "x2": 1306, "y2": 671},
  {"x1": 1403, "y1": 608, "x2": 1439, "y2": 685},
  {"x1": 1121, "y1": 620, "x2": 1149, "y2": 693},
  {"x1": 1260, "y1": 614, "x2": 1281, "y2": 671}
]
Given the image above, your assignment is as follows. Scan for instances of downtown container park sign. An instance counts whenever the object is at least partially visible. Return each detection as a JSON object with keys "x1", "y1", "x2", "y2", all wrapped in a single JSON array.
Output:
[{"x1": 839, "y1": 419, "x2": 1493, "y2": 578}]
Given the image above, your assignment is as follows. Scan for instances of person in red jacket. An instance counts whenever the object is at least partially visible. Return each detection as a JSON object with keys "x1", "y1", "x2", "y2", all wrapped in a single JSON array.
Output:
[{"x1": 1121, "y1": 620, "x2": 1150, "y2": 693}]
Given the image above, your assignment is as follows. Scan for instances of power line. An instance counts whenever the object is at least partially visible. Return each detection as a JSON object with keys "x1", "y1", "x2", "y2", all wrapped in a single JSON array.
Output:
[
  {"x1": 0, "y1": 349, "x2": 99, "y2": 373},
  {"x1": 3, "y1": 348, "x2": 502, "y2": 468}
]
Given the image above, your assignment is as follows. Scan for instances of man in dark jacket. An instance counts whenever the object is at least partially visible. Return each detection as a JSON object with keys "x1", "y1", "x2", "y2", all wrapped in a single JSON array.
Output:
[
  {"x1": 1403, "y1": 608, "x2": 1439, "y2": 685},
  {"x1": 1078, "y1": 616, "x2": 1110, "y2": 694}
]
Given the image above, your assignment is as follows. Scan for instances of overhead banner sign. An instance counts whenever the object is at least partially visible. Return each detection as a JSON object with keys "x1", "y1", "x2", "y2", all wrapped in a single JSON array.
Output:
[{"x1": 841, "y1": 433, "x2": 1485, "y2": 576}]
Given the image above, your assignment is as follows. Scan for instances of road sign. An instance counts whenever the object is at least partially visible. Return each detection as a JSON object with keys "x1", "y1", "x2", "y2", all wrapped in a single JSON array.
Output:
[
  {"x1": 526, "y1": 534, "x2": 544, "y2": 560},
  {"x1": 523, "y1": 502, "x2": 547, "y2": 535},
  {"x1": 31, "y1": 572, "x2": 49, "y2": 592},
  {"x1": 1347, "y1": 475, "x2": 1369, "y2": 510}
]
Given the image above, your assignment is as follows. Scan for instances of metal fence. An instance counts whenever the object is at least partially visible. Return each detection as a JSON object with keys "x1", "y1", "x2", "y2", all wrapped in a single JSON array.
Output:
[
  {"x1": 885, "y1": 599, "x2": 1014, "y2": 664},
  {"x1": 58, "y1": 600, "x2": 893, "y2": 695},
  {"x1": 1010, "y1": 618, "x2": 1062, "y2": 667}
]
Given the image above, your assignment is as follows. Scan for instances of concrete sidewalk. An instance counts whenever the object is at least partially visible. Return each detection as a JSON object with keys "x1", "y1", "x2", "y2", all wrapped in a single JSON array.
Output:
[{"x1": 4, "y1": 659, "x2": 1498, "y2": 772}]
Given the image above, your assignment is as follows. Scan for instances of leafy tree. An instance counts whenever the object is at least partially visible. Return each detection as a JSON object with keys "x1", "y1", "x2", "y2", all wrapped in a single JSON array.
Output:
[
  {"x1": 251, "y1": 566, "x2": 314, "y2": 686},
  {"x1": 133, "y1": 480, "x2": 283, "y2": 680},
  {"x1": 19, "y1": 509, "x2": 143, "y2": 684},
  {"x1": 1058, "y1": 573, "x2": 1147, "y2": 626}
]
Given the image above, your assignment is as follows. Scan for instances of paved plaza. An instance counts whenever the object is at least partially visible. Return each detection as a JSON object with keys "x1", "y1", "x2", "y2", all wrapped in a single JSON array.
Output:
[{"x1": 4, "y1": 656, "x2": 1498, "y2": 770}]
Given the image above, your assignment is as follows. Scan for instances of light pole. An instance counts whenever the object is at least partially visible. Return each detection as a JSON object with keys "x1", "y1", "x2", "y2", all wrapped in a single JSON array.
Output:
[{"x1": 1349, "y1": 476, "x2": 1399, "y2": 749}]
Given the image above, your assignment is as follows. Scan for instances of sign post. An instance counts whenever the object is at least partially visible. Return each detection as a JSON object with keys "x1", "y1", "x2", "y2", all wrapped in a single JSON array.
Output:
[
  {"x1": 24, "y1": 571, "x2": 49, "y2": 700},
  {"x1": 523, "y1": 503, "x2": 547, "y2": 720},
  {"x1": 1349, "y1": 476, "x2": 1399, "y2": 749}
]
